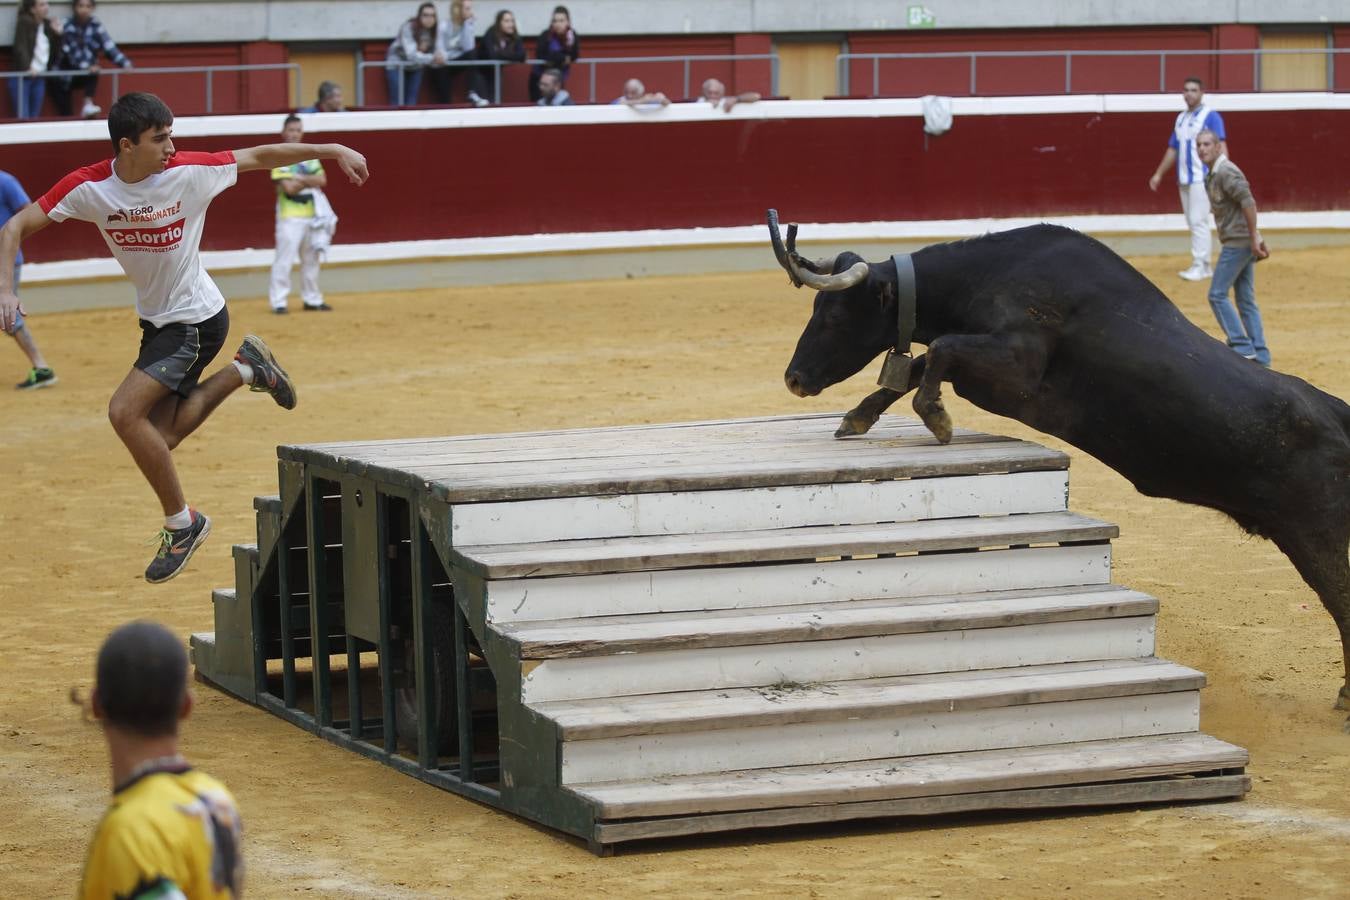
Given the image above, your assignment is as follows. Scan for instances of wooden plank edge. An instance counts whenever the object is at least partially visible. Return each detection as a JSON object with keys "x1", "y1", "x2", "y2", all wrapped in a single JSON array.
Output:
[
  {"x1": 555, "y1": 677, "x2": 1204, "y2": 741},
  {"x1": 590, "y1": 774, "x2": 1251, "y2": 846}
]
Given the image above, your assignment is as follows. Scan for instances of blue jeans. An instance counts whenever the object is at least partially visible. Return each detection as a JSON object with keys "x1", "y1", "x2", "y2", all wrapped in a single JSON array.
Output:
[
  {"x1": 7, "y1": 73, "x2": 45, "y2": 119},
  {"x1": 385, "y1": 66, "x2": 423, "y2": 106},
  {"x1": 1207, "y1": 245, "x2": 1270, "y2": 366}
]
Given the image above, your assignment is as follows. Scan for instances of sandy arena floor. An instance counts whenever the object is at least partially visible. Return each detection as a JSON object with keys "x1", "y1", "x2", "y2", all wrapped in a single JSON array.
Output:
[{"x1": 1, "y1": 245, "x2": 1348, "y2": 898}]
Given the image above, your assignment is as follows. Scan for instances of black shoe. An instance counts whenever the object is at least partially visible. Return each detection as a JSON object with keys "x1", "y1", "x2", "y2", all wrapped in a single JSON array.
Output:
[
  {"x1": 145, "y1": 510, "x2": 212, "y2": 583},
  {"x1": 234, "y1": 334, "x2": 297, "y2": 410},
  {"x1": 273, "y1": 307, "x2": 288, "y2": 315},
  {"x1": 15, "y1": 367, "x2": 57, "y2": 390},
  {"x1": 302, "y1": 303, "x2": 334, "y2": 311}
]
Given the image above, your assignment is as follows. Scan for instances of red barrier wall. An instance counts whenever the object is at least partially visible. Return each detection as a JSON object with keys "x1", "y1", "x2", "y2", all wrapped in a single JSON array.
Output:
[
  {"x1": 3, "y1": 105, "x2": 1347, "y2": 264},
  {"x1": 844, "y1": 26, "x2": 1263, "y2": 96}
]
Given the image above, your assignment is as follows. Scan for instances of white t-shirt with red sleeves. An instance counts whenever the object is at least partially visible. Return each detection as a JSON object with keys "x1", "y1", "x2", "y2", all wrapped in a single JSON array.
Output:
[{"x1": 38, "y1": 151, "x2": 238, "y2": 327}]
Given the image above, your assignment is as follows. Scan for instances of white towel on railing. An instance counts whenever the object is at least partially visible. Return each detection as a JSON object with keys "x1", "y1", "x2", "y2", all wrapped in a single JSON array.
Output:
[{"x1": 922, "y1": 95, "x2": 953, "y2": 136}]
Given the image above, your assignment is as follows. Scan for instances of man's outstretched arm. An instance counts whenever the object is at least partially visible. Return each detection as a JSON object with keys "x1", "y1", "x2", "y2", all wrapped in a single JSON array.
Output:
[
  {"x1": 235, "y1": 144, "x2": 368, "y2": 186},
  {"x1": 0, "y1": 203, "x2": 53, "y2": 333}
]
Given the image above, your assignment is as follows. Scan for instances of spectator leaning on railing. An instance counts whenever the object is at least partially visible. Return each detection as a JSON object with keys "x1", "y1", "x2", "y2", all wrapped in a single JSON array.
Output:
[
  {"x1": 430, "y1": 0, "x2": 479, "y2": 105},
  {"x1": 299, "y1": 81, "x2": 345, "y2": 113},
  {"x1": 53, "y1": 0, "x2": 131, "y2": 120},
  {"x1": 9, "y1": 0, "x2": 61, "y2": 119},
  {"x1": 698, "y1": 78, "x2": 759, "y2": 113},
  {"x1": 529, "y1": 4, "x2": 578, "y2": 102},
  {"x1": 386, "y1": 2, "x2": 442, "y2": 106},
  {"x1": 612, "y1": 78, "x2": 668, "y2": 110},
  {"x1": 536, "y1": 67, "x2": 572, "y2": 106},
  {"x1": 468, "y1": 8, "x2": 525, "y2": 105}
]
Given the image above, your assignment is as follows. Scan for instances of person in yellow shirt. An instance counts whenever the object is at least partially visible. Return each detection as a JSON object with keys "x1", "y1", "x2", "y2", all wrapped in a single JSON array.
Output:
[
  {"x1": 80, "y1": 621, "x2": 243, "y2": 899},
  {"x1": 269, "y1": 114, "x2": 334, "y2": 313}
]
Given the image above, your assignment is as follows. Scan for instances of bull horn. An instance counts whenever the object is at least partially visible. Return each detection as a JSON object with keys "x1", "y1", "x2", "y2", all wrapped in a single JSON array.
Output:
[{"x1": 766, "y1": 209, "x2": 870, "y2": 292}]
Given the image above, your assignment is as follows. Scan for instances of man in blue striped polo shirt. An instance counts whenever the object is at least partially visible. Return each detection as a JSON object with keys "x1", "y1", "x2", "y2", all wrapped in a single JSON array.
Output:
[{"x1": 1147, "y1": 77, "x2": 1226, "y2": 282}]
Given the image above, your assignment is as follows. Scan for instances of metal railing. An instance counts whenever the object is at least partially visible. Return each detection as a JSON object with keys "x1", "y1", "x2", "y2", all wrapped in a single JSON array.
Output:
[
  {"x1": 1, "y1": 63, "x2": 301, "y2": 118},
  {"x1": 358, "y1": 52, "x2": 778, "y2": 106},
  {"x1": 837, "y1": 47, "x2": 1348, "y2": 97}
]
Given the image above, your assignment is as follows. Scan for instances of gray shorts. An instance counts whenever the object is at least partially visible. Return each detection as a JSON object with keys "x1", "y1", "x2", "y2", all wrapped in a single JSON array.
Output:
[{"x1": 134, "y1": 306, "x2": 231, "y2": 398}]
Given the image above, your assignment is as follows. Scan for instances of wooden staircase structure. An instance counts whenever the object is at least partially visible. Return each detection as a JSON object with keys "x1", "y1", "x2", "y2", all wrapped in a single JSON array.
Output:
[{"x1": 191, "y1": 413, "x2": 1248, "y2": 853}]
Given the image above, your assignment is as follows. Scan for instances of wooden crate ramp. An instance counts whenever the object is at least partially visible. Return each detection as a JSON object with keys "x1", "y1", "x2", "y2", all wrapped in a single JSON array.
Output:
[{"x1": 190, "y1": 413, "x2": 1248, "y2": 853}]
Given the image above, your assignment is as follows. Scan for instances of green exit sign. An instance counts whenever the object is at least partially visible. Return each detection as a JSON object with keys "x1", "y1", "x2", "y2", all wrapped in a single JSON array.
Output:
[{"x1": 907, "y1": 5, "x2": 936, "y2": 28}]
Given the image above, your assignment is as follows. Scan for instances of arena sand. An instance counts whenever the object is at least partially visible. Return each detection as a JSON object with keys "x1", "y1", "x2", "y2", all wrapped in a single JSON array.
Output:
[{"x1": 1, "y1": 246, "x2": 1348, "y2": 898}]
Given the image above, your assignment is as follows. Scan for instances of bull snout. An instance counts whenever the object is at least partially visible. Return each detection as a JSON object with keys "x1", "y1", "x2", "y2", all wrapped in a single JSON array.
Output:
[{"x1": 784, "y1": 370, "x2": 818, "y2": 398}]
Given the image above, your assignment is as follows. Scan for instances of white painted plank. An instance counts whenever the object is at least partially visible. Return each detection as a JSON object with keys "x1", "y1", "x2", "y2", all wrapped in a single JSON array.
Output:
[
  {"x1": 559, "y1": 692, "x2": 1201, "y2": 783},
  {"x1": 420, "y1": 442, "x2": 1067, "y2": 503},
  {"x1": 504, "y1": 584, "x2": 1155, "y2": 659},
  {"x1": 541, "y1": 659, "x2": 1201, "y2": 739},
  {"x1": 485, "y1": 543, "x2": 1112, "y2": 622},
  {"x1": 572, "y1": 733, "x2": 1249, "y2": 817},
  {"x1": 589, "y1": 775, "x2": 1251, "y2": 843},
  {"x1": 451, "y1": 470, "x2": 1070, "y2": 545},
  {"x1": 457, "y1": 511, "x2": 1114, "y2": 579},
  {"x1": 519, "y1": 616, "x2": 1156, "y2": 703}
]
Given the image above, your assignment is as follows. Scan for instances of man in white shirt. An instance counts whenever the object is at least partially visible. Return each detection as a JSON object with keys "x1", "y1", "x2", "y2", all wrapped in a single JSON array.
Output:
[
  {"x1": 0, "y1": 92, "x2": 369, "y2": 583},
  {"x1": 1147, "y1": 77, "x2": 1227, "y2": 281},
  {"x1": 698, "y1": 77, "x2": 760, "y2": 113}
]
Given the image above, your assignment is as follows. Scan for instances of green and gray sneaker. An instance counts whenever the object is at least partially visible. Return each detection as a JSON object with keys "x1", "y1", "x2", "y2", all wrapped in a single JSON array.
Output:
[
  {"x1": 234, "y1": 334, "x2": 296, "y2": 410},
  {"x1": 145, "y1": 510, "x2": 212, "y2": 584},
  {"x1": 15, "y1": 367, "x2": 57, "y2": 390}
]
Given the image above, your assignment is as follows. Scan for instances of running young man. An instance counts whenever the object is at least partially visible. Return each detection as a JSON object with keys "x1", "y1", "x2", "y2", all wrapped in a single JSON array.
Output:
[{"x1": 0, "y1": 92, "x2": 369, "y2": 583}]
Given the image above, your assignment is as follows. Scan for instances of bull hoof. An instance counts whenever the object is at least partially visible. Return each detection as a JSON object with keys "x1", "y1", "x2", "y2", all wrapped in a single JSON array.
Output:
[
  {"x1": 834, "y1": 409, "x2": 878, "y2": 438},
  {"x1": 1336, "y1": 685, "x2": 1350, "y2": 711},
  {"x1": 924, "y1": 409, "x2": 953, "y2": 444}
]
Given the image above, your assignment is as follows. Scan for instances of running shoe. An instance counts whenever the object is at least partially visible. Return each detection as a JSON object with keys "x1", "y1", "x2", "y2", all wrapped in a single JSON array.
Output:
[
  {"x1": 145, "y1": 510, "x2": 212, "y2": 584},
  {"x1": 234, "y1": 334, "x2": 297, "y2": 410},
  {"x1": 15, "y1": 367, "x2": 57, "y2": 390}
]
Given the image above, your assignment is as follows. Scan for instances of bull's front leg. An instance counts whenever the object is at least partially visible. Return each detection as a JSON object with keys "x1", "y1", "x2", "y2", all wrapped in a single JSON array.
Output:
[
  {"x1": 835, "y1": 355, "x2": 928, "y2": 438},
  {"x1": 912, "y1": 333, "x2": 1049, "y2": 444}
]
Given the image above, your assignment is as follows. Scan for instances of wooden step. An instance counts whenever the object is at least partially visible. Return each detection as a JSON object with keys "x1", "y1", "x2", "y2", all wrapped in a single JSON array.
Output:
[
  {"x1": 502, "y1": 584, "x2": 1155, "y2": 659},
  {"x1": 486, "y1": 542, "x2": 1112, "y2": 623},
  {"x1": 547, "y1": 659, "x2": 1204, "y2": 783},
  {"x1": 457, "y1": 510, "x2": 1117, "y2": 579},
  {"x1": 503, "y1": 585, "x2": 1158, "y2": 702},
  {"x1": 569, "y1": 732, "x2": 1248, "y2": 819},
  {"x1": 449, "y1": 469, "x2": 1069, "y2": 546}
]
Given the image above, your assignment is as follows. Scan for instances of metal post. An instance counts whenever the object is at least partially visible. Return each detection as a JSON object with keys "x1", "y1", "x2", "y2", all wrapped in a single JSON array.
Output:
[
  {"x1": 16, "y1": 75, "x2": 24, "y2": 118},
  {"x1": 589, "y1": 60, "x2": 596, "y2": 103},
  {"x1": 683, "y1": 58, "x2": 690, "y2": 99},
  {"x1": 873, "y1": 57, "x2": 879, "y2": 96},
  {"x1": 306, "y1": 474, "x2": 333, "y2": 728},
  {"x1": 409, "y1": 512, "x2": 438, "y2": 770},
  {"x1": 970, "y1": 55, "x2": 977, "y2": 95},
  {"x1": 111, "y1": 69, "x2": 119, "y2": 103},
  {"x1": 205, "y1": 68, "x2": 213, "y2": 114},
  {"x1": 770, "y1": 53, "x2": 779, "y2": 96},
  {"x1": 1065, "y1": 52, "x2": 1072, "y2": 93},
  {"x1": 1159, "y1": 52, "x2": 1166, "y2": 93},
  {"x1": 1254, "y1": 49, "x2": 1260, "y2": 92}
]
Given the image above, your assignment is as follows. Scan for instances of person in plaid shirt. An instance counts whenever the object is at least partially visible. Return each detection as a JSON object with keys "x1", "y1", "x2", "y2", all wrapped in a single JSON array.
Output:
[{"x1": 54, "y1": 0, "x2": 131, "y2": 119}]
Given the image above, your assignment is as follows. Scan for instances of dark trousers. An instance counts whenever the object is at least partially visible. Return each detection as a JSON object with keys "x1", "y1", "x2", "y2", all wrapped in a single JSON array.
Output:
[{"x1": 51, "y1": 72, "x2": 99, "y2": 116}]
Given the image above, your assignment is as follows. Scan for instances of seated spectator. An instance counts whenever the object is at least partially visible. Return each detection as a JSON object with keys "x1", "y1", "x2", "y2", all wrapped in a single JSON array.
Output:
[
  {"x1": 52, "y1": 0, "x2": 129, "y2": 119},
  {"x1": 430, "y1": 0, "x2": 478, "y2": 105},
  {"x1": 612, "y1": 78, "x2": 668, "y2": 109},
  {"x1": 386, "y1": 2, "x2": 442, "y2": 107},
  {"x1": 299, "y1": 80, "x2": 345, "y2": 113},
  {"x1": 468, "y1": 8, "x2": 525, "y2": 105},
  {"x1": 529, "y1": 4, "x2": 579, "y2": 103},
  {"x1": 536, "y1": 67, "x2": 573, "y2": 106},
  {"x1": 698, "y1": 77, "x2": 760, "y2": 113},
  {"x1": 8, "y1": 0, "x2": 61, "y2": 119}
]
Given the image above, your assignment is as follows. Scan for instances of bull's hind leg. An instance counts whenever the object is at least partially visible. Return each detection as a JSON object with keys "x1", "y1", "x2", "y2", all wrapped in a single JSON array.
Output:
[
  {"x1": 1271, "y1": 526, "x2": 1350, "y2": 721},
  {"x1": 835, "y1": 356, "x2": 927, "y2": 438},
  {"x1": 912, "y1": 333, "x2": 1049, "y2": 444}
]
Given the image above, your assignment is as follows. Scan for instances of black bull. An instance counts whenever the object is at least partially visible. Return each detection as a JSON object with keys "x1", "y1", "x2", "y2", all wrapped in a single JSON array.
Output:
[{"x1": 770, "y1": 213, "x2": 1350, "y2": 727}]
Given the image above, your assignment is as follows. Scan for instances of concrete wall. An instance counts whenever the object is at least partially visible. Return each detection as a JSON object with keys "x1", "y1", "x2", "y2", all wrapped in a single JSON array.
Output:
[{"x1": 0, "y1": 1, "x2": 1346, "y2": 44}]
